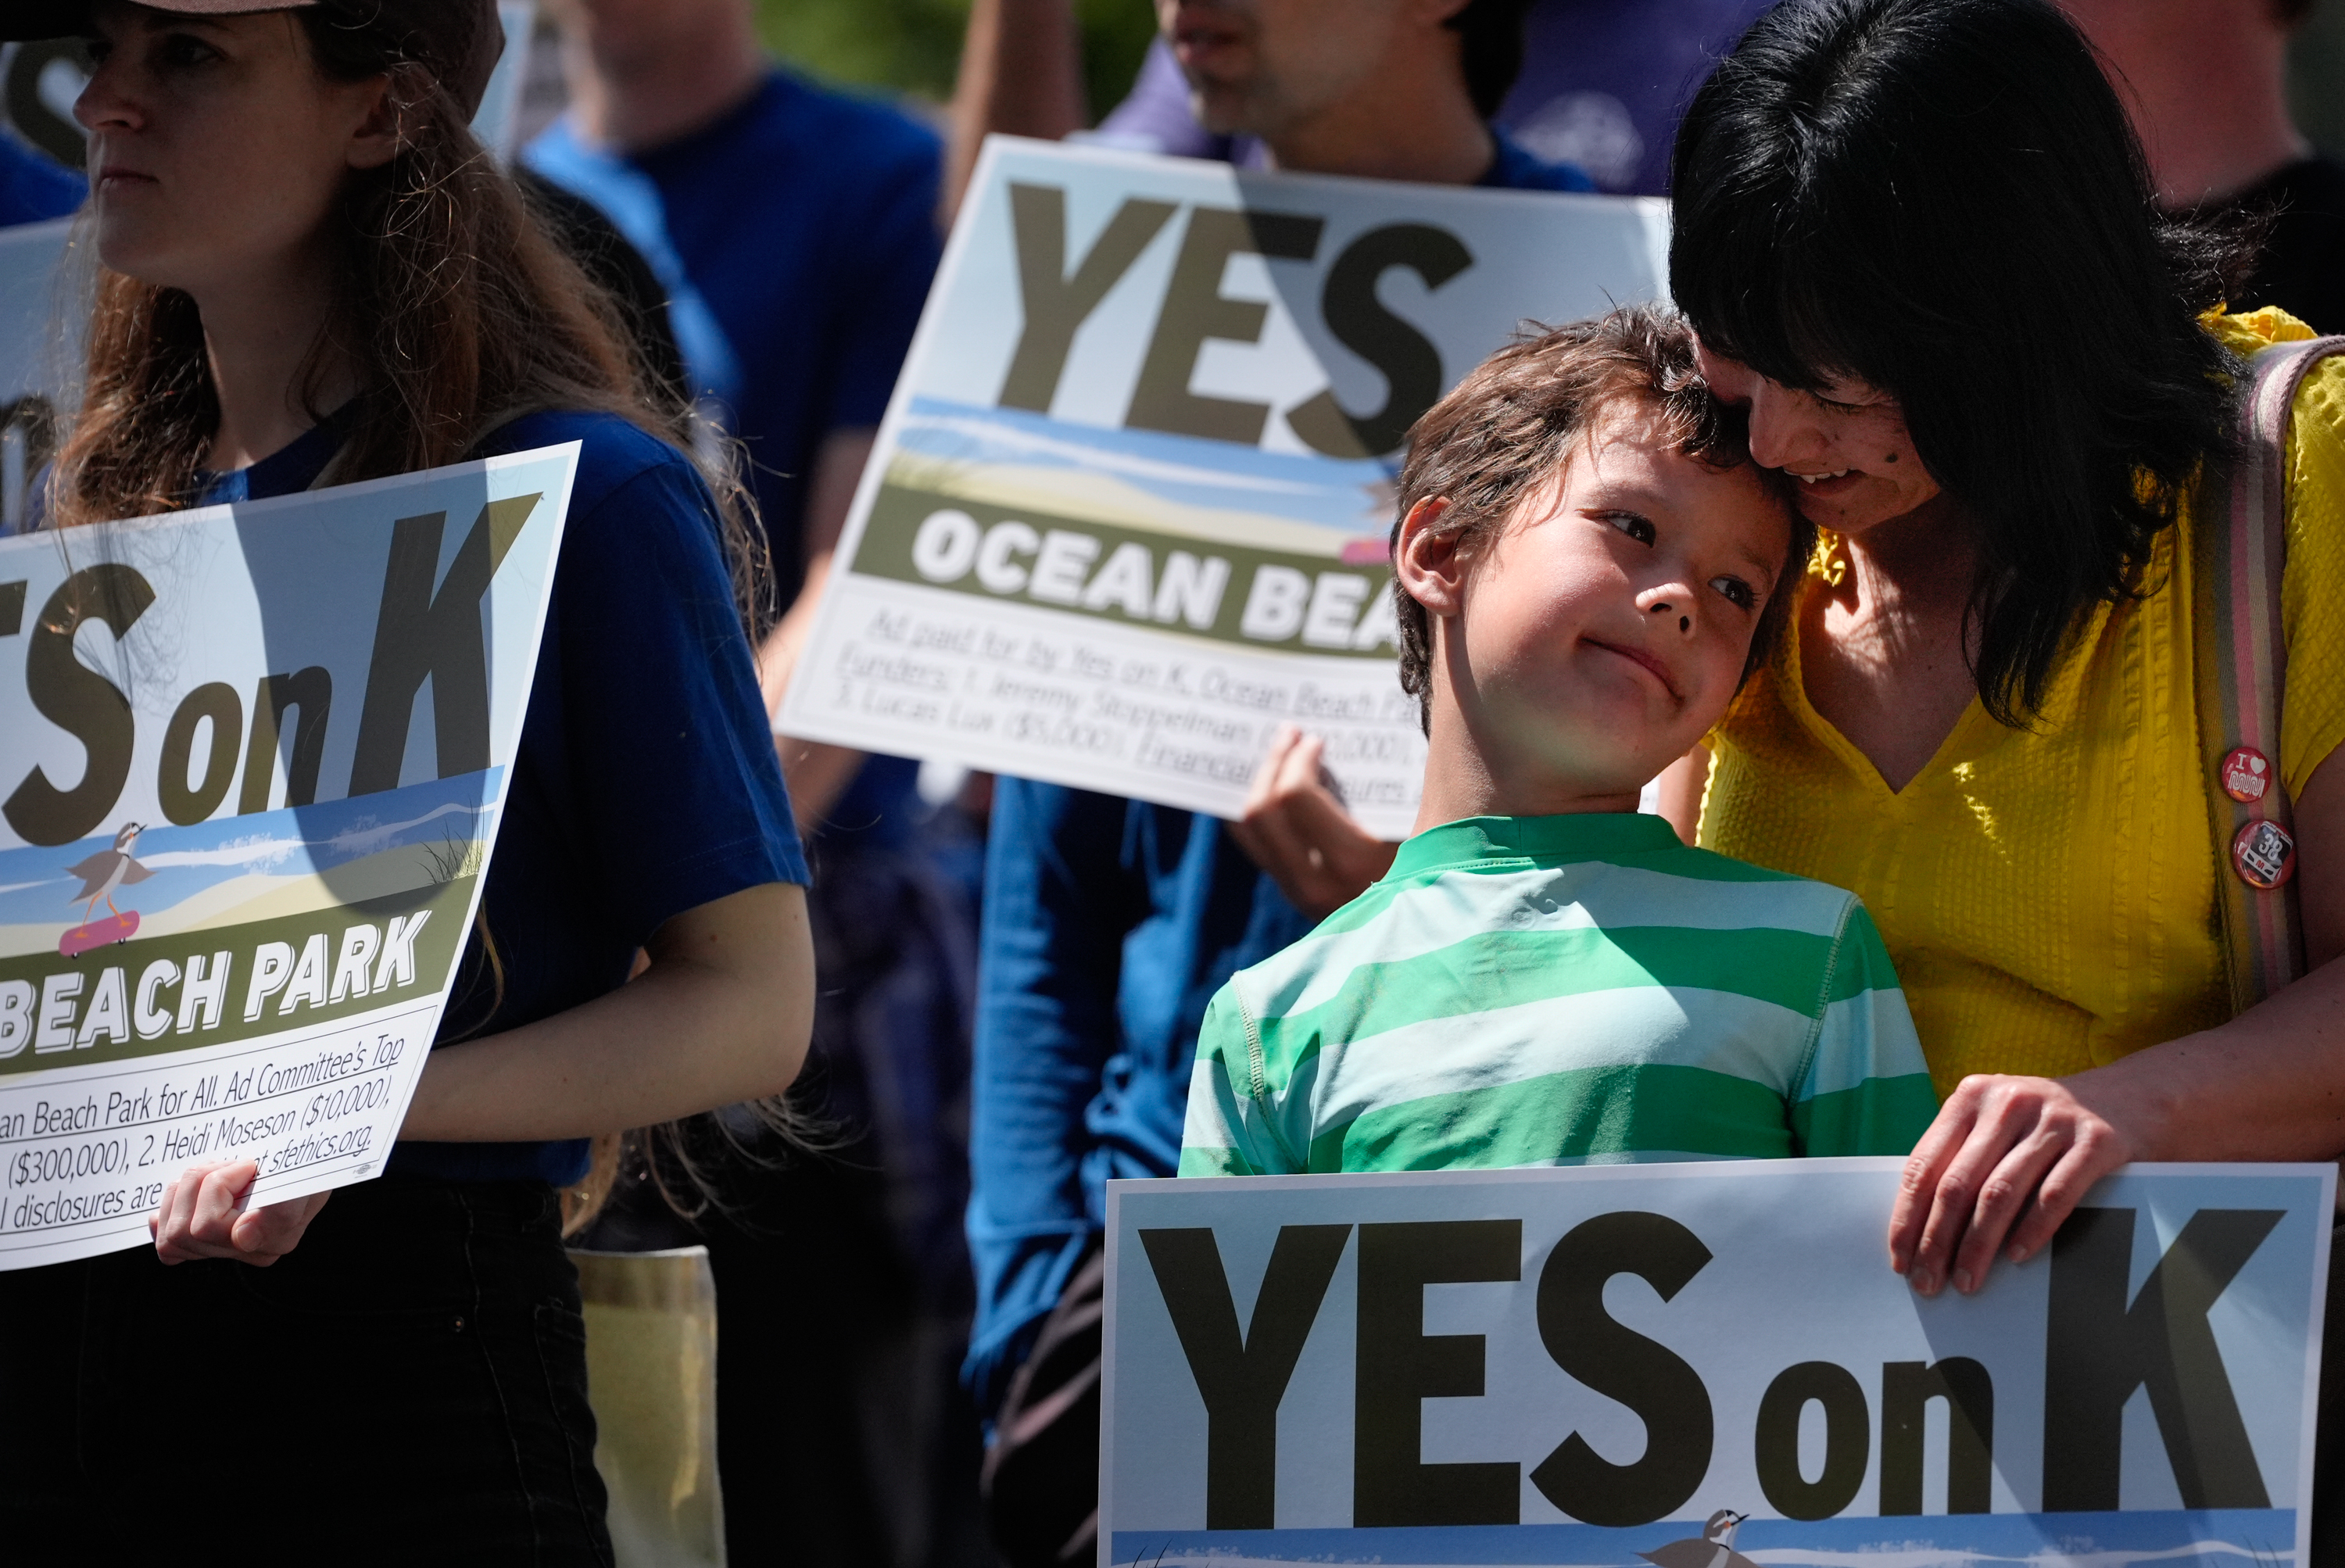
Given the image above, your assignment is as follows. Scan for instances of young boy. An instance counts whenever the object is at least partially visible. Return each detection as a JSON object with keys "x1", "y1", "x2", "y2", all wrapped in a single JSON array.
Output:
[{"x1": 1180, "y1": 306, "x2": 1937, "y2": 1176}]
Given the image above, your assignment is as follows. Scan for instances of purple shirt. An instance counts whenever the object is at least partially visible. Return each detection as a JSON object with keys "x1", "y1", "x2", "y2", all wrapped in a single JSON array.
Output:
[{"x1": 1097, "y1": 0, "x2": 1776, "y2": 195}]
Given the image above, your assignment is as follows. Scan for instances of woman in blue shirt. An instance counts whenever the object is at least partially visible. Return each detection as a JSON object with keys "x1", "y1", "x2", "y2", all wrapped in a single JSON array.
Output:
[{"x1": 0, "y1": 2, "x2": 812, "y2": 1559}]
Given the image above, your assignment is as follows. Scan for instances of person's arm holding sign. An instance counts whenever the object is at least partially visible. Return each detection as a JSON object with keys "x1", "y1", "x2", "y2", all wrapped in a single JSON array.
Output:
[
  {"x1": 1226, "y1": 725, "x2": 1398, "y2": 920},
  {"x1": 756, "y1": 120, "x2": 945, "y2": 829},
  {"x1": 159, "y1": 882, "x2": 812, "y2": 1262},
  {"x1": 151, "y1": 428, "x2": 818, "y2": 1263},
  {"x1": 759, "y1": 427, "x2": 881, "y2": 831},
  {"x1": 1889, "y1": 752, "x2": 2345, "y2": 1297}
]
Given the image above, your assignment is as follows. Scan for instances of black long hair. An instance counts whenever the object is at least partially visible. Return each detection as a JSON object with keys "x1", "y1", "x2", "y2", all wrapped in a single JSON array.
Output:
[
  {"x1": 1452, "y1": 0, "x2": 1531, "y2": 118},
  {"x1": 1670, "y1": 0, "x2": 2246, "y2": 725}
]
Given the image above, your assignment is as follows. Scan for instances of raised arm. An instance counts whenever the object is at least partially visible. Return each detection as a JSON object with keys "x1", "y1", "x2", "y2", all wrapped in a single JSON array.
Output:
[{"x1": 943, "y1": 0, "x2": 1087, "y2": 218}]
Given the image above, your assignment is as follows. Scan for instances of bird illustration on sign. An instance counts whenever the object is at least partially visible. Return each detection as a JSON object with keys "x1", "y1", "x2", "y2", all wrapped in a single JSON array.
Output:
[
  {"x1": 59, "y1": 822, "x2": 152, "y2": 958},
  {"x1": 1640, "y1": 1510, "x2": 1760, "y2": 1568}
]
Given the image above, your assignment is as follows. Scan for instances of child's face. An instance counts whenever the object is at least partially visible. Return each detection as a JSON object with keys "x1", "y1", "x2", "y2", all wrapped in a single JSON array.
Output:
[{"x1": 1416, "y1": 405, "x2": 1793, "y2": 800}]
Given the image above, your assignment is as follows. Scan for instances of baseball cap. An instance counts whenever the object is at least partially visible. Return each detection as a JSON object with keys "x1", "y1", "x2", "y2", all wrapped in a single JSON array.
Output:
[{"x1": 1, "y1": 1, "x2": 505, "y2": 118}]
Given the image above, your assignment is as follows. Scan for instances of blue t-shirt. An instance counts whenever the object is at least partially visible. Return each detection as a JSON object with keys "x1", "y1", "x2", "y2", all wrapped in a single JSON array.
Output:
[
  {"x1": 190, "y1": 410, "x2": 809, "y2": 1186},
  {"x1": 963, "y1": 138, "x2": 1590, "y2": 1411},
  {"x1": 527, "y1": 72, "x2": 940, "y2": 605},
  {"x1": 526, "y1": 70, "x2": 943, "y2": 846},
  {"x1": 0, "y1": 131, "x2": 82, "y2": 227}
]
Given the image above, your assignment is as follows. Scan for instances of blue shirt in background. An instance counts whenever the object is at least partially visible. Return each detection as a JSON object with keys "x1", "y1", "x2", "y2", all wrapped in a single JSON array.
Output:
[
  {"x1": 0, "y1": 130, "x2": 81, "y2": 226},
  {"x1": 191, "y1": 410, "x2": 809, "y2": 1187},
  {"x1": 962, "y1": 138, "x2": 1592, "y2": 1414},
  {"x1": 527, "y1": 70, "x2": 944, "y2": 846}
]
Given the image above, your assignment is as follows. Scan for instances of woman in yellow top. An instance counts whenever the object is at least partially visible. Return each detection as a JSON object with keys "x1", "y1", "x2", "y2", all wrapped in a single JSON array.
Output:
[{"x1": 1660, "y1": 0, "x2": 2345, "y2": 1299}]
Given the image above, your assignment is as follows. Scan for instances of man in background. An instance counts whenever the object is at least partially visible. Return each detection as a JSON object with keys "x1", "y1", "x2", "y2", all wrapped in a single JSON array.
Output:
[
  {"x1": 527, "y1": 7, "x2": 986, "y2": 1565},
  {"x1": 955, "y1": 3, "x2": 1589, "y2": 1564},
  {"x1": 1085, "y1": 0, "x2": 1773, "y2": 195},
  {"x1": 2064, "y1": 0, "x2": 2345, "y2": 331}
]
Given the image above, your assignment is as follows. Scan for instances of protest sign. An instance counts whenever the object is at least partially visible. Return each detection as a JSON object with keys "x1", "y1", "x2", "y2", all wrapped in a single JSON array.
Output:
[
  {"x1": 0, "y1": 444, "x2": 575, "y2": 1269},
  {"x1": 1103, "y1": 1160, "x2": 2332, "y2": 1566},
  {"x1": 778, "y1": 137, "x2": 1670, "y2": 837}
]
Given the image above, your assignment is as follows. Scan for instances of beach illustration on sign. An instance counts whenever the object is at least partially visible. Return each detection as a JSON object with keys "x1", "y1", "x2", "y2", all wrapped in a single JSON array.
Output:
[
  {"x1": 58, "y1": 822, "x2": 153, "y2": 957},
  {"x1": 1104, "y1": 1508, "x2": 2300, "y2": 1568},
  {"x1": 0, "y1": 769, "x2": 502, "y2": 962},
  {"x1": 883, "y1": 395, "x2": 1400, "y2": 559}
]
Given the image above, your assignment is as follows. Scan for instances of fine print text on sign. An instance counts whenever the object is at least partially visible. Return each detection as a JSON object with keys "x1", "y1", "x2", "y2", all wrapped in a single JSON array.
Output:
[
  {"x1": 1103, "y1": 1160, "x2": 2332, "y2": 1567},
  {"x1": 0, "y1": 446, "x2": 575, "y2": 1269},
  {"x1": 781, "y1": 137, "x2": 1670, "y2": 837}
]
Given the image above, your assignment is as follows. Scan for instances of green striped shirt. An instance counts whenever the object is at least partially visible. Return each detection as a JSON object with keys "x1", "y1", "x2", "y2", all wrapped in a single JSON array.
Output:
[{"x1": 1179, "y1": 813, "x2": 1938, "y2": 1176}]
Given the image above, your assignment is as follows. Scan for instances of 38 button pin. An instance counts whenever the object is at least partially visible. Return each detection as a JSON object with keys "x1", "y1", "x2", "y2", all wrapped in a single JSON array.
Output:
[{"x1": 2232, "y1": 818, "x2": 2297, "y2": 890}]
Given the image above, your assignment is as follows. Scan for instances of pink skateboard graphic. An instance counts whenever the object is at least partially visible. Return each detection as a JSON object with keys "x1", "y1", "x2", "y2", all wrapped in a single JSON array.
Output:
[
  {"x1": 60, "y1": 822, "x2": 152, "y2": 958},
  {"x1": 59, "y1": 910, "x2": 140, "y2": 958}
]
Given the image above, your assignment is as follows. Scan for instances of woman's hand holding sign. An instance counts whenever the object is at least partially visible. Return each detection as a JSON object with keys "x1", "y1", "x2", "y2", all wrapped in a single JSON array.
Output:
[
  {"x1": 1893, "y1": 758, "x2": 2345, "y2": 1297},
  {"x1": 151, "y1": 1160, "x2": 333, "y2": 1267},
  {"x1": 1888, "y1": 1072, "x2": 2146, "y2": 1297}
]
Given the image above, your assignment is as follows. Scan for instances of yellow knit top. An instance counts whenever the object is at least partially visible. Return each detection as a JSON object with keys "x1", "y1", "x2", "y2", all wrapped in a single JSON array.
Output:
[{"x1": 1700, "y1": 310, "x2": 2345, "y2": 1098}]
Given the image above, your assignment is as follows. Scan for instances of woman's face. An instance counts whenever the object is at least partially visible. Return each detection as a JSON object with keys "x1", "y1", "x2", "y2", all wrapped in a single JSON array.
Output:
[
  {"x1": 1695, "y1": 342, "x2": 1942, "y2": 535},
  {"x1": 76, "y1": 3, "x2": 396, "y2": 299}
]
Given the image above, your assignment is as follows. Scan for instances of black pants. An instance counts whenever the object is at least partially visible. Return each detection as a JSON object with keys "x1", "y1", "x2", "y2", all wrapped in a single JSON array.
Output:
[{"x1": 0, "y1": 1175, "x2": 610, "y2": 1565}]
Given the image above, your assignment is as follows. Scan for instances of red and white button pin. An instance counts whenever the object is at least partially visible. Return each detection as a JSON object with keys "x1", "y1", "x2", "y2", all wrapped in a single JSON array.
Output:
[
  {"x1": 2221, "y1": 746, "x2": 2272, "y2": 804},
  {"x1": 2232, "y1": 818, "x2": 2297, "y2": 890}
]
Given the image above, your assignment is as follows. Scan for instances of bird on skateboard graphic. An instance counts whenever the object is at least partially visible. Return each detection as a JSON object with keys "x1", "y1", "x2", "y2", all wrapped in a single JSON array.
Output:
[
  {"x1": 59, "y1": 822, "x2": 152, "y2": 958},
  {"x1": 1640, "y1": 1511, "x2": 1759, "y2": 1568}
]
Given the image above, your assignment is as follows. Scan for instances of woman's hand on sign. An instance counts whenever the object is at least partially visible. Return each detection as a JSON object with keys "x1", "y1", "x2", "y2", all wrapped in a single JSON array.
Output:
[
  {"x1": 1228, "y1": 725, "x2": 1398, "y2": 920},
  {"x1": 1888, "y1": 1071, "x2": 2148, "y2": 1298},
  {"x1": 150, "y1": 1160, "x2": 333, "y2": 1268}
]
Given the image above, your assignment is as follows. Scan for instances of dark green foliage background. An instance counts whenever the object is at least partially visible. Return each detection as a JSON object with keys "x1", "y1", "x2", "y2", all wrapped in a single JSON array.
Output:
[
  {"x1": 753, "y1": 0, "x2": 1160, "y2": 121},
  {"x1": 2293, "y1": 3, "x2": 2345, "y2": 161},
  {"x1": 755, "y1": 0, "x2": 2345, "y2": 156}
]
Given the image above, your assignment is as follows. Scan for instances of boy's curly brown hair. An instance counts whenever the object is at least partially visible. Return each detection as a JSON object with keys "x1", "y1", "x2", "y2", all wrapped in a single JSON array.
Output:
[{"x1": 1388, "y1": 304, "x2": 1811, "y2": 731}]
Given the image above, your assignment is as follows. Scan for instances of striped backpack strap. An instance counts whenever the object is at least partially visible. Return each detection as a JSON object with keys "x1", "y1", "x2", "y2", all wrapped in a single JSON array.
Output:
[{"x1": 2196, "y1": 333, "x2": 2345, "y2": 1012}]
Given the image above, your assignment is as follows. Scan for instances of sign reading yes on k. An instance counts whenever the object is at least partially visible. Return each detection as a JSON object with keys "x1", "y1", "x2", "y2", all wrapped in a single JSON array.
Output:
[
  {"x1": 0, "y1": 448, "x2": 572, "y2": 1269},
  {"x1": 1103, "y1": 1162, "x2": 2332, "y2": 1568},
  {"x1": 779, "y1": 137, "x2": 1670, "y2": 836}
]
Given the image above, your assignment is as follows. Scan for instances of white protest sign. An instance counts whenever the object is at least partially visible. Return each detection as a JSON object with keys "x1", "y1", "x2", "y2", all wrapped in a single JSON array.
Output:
[
  {"x1": 1104, "y1": 1161, "x2": 2332, "y2": 1566},
  {"x1": 779, "y1": 137, "x2": 1670, "y2": 836},
  {"x1": 0, "y1": 445, "x2": 575, "y2": 1268}
]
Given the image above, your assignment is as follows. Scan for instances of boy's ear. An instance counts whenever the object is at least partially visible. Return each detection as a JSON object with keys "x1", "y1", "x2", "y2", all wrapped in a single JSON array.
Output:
[{"x1": 1394, "y1": 497, "x2": 1468, "y2": 617}]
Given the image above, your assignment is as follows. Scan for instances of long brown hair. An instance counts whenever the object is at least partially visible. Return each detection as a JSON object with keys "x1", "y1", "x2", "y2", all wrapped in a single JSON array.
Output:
[
  {"x1": 51, "y1": 11, "x2": 803, "y2": 1226},
  {"x1": 53, "y1": 13, "x2": 765, "y2": 619}
]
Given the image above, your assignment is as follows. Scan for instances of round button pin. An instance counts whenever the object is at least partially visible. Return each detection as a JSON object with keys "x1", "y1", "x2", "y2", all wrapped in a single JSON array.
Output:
[
  {"x1": 2232, "y1": 818, "x2": 2297, "y2": 890},
  {"x1": 2220, "y1": 746, "x2": 2273, "y2": 804}
]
